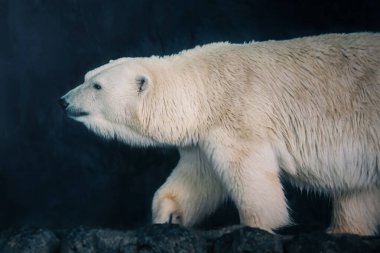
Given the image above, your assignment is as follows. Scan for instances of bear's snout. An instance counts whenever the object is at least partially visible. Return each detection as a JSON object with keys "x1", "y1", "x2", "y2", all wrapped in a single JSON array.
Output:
[
  {"x1": 59, "y1": 97, "x2": 69, "y2": 110},
  {"x1": 59, "y1": 96, "x2": 89, "y2": 118}
]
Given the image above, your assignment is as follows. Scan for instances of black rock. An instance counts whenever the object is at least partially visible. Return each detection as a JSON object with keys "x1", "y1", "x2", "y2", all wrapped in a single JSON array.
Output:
[
  {"x1": 2, "y1": 224, "x2": 380, "y2": 253},
  {"x1": 212, "y1": 226, "x2": 283, "y2": 253},
  {"x1": 60, "y1": 226, "x2": 136, "y2": 253},
  {"x1": 0, "y1": 227, "x2": 59, "y2": 253},
  {"x1": 127, "y1": 224, "x2": 206, "y2": 253},
  {"x1": 283, "y1": 232, "x2": 380, "y2": 253},
  {"x1": 61, "y1": 224, "x2": 206, "y2": 253}
]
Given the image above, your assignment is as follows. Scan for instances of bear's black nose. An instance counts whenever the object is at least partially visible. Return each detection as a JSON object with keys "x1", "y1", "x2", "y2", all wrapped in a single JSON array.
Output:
[{"x1": 59, "y1": 97, "x2": 69, "y2": 110}]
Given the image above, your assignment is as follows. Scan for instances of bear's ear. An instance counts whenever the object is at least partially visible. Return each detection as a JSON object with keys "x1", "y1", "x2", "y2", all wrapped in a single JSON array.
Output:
[{"x1": 135, "y1": 75, "x2": 149, "y2": 94}]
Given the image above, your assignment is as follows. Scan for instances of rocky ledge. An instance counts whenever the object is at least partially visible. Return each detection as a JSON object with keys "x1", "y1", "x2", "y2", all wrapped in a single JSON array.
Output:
[{"x1": 0, "y1": 224, "x2": 379, "y2": 253}]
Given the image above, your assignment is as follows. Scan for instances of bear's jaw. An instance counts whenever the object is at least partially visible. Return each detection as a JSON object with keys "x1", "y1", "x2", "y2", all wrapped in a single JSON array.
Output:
[{"x1": 74, "y1": 114, "x2": 161, "y2": 147}]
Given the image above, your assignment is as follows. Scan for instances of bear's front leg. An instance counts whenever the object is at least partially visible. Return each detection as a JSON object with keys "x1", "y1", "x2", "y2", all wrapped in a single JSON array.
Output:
[
  {"x1": 202, "y1": 135, "x2": 290, "y2": 232},
  {"x1": 152, "y1": 146, "x2": 227, "y2": 226}
]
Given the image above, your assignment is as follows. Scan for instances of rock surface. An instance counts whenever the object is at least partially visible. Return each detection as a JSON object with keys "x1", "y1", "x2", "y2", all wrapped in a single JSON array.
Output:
[
  {"x1": 0, "y1": 227, "x2": 59, "y2": 253},
  {"x1": 0, "y1": 225, "x2": 379, "y2": 253}
]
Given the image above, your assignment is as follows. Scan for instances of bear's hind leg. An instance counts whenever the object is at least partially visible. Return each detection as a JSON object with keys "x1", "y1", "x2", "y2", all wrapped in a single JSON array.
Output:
[{"x1": 329, "y1": 187, "x2": 380, "y2": 235}]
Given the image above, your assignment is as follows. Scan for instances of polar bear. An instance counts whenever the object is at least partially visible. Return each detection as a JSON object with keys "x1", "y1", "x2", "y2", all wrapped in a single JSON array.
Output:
[{"x1": 60, "y1": 33, "x2": 380, "y2": 235}]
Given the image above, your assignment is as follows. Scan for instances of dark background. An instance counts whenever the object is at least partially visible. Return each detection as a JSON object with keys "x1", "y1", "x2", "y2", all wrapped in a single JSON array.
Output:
[{"x1": 0, "y1": 0, "x2": 379, "y2": 232}]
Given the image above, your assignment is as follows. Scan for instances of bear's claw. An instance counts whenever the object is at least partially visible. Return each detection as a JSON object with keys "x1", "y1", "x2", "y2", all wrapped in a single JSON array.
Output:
[
  {"x1": 153, "y1": 193, "x2": 184, "y2": 225},
  {"x1": 168, "y1": 213, "x2": 173, "y2": 224},
  {"x1": 168, "y1": 213, "x2": 182, "y2": 224}
]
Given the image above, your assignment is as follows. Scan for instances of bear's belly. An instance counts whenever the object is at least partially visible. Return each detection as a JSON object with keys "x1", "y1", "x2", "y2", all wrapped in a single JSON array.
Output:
[
  {"x1": 280, "y1": 151, "x2": 379, "y2": 193},
  {"x1": 274, "y1": 118, "x2": 380, "y2": 192}
]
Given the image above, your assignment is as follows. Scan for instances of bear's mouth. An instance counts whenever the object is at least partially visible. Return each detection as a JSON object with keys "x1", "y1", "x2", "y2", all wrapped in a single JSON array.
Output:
[{"x1": 66, "y1": 109, "x2": 89, "y2": 118}]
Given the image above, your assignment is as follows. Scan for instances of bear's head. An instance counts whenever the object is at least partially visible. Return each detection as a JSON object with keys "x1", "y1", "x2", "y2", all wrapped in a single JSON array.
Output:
[{"x1": 60, "y1": 57, "x2": 204, "y2": 147}]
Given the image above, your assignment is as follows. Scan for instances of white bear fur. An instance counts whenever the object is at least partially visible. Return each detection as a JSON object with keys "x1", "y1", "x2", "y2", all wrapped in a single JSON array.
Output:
[{"x1": 61, "y1": 33, "x2": 380, "y2": 235}]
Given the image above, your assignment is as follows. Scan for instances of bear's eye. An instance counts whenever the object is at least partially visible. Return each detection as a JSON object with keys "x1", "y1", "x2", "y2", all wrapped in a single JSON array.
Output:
[{"x1": 93, "y1": 83, "x2": 102, "y2": 90}]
